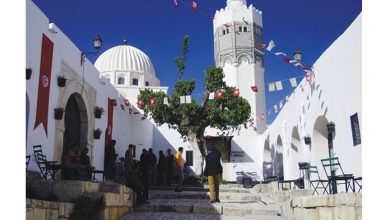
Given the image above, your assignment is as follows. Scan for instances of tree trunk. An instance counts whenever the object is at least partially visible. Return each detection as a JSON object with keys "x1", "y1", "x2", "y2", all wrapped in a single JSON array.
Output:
[{"x1": 188, "y1": 132, "x2": 206, "y2": 175}]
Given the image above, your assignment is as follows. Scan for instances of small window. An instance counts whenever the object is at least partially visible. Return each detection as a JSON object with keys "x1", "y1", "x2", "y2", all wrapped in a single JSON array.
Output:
[
  {"x1": 145, "y1": 81, "x2": 149, "y2": 86},
  {"x1": 132, "y1": 78, "x2": 139, "y2": 86},
  {"x1": 185, "y1": 150, "x2": 193, "y2": 166},
  {"x1": 222, "y1": 30, "x2": 226, "y2": 35},
  {"x1": 117, "y1": 77, "x2": 125, "y2": 85},
  {"x1": 244, "y1": 27, "x2": 248, "y2": 32},
  {"x1": 239, "y1": 26, "x2": 242, "y2": 32},
  {"x1": 226, "y1": 28, "x2": 229, "y2": 34}
]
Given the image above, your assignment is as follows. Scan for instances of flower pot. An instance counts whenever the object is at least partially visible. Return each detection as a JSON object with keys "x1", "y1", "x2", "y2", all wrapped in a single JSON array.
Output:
[
  {"x1": 57, "y1": 76, "x2": 67, "y2": 87},
  {"x1": 26, "y1": 68, "x2": 32, "y2": 80},
  {"x1": 54, "y1": 108, "x2": 64, "y2": 120},
  {"x1": 304, "y1": 136, "x2": 311, "y2": 145},
  {"x1": 94, "y1": 130, "x2": 102, "y2": 139},
  {"x1": 94, "y1": 107, "x2": 104, "y2": 119}
]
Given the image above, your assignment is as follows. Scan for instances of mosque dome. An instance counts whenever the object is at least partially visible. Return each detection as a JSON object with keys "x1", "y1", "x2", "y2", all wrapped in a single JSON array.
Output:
[{"x1": 94, "y1": 45, "x2": 156, "y2": 76}]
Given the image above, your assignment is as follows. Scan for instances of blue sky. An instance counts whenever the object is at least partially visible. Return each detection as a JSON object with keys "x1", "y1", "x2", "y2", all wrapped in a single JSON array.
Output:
[{"x1": 31, "y1": 0, "x2": 361, "y2": 124}]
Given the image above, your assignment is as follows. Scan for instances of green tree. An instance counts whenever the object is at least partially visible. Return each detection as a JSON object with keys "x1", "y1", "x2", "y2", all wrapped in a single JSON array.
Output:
[{"x1": 137, "y1": 36, "x2": 251, "y2": 175}]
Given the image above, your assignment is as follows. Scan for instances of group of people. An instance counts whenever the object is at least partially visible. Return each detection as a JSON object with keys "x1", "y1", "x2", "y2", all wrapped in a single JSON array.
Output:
[
  {"x1": 62, "y1": 144, "x2": 92, "y2": 180},
  {"x1": 95, "y1": 139, "x2": 223, "y2": 205}
]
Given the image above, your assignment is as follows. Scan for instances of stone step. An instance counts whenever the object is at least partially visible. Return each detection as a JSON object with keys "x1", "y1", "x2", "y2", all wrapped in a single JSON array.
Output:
[
  {"x1": 149, "y1": 190, "x2": 262, "y2": 201},
  {"x1": 135, "y1": 199, "x2": 280, "y2": 216},
  {"x1": 150, "y1": 186, "x2": 252, "y2": 194},
  {"x1": 120, "y1": 211, "x2": 285, "y2": 220}
]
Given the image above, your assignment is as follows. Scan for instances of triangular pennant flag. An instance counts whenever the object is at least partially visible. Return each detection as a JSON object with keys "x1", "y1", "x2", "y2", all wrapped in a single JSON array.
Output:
[
  {"x1": 180, "y1": 96, "x2": 186, "y2": 104},
  {"x1": 305, "y1": 73, "x2": 312, "y2": 82},
  {"x1": 209, "y1": 92, "x2": 215, "y2": 100},
  {"x1": 260, "y1": 113, "x2": 265, "y2": 121},
  {"x1": 223, "y1": 23, "x2": 231, "y2": 28},
  {"x1": 286, "y1": 95, "x2": 290, "y2": 102},
  {"x1": 275, "y1": 81, "x2": 283, "y2": 91},
  {"x1": 129, "y1": 108, "x2": 133, "y2": 114},
  {"x1": 274, "y1": 105, "x2": 278, "y2": 113},
  {"x1": 191, "y1": 1, "x2": 198, "y2": 10},
  {"x1": 251, "y1": 85, "x2": 258, "y2": 92},
  {"x1": 294, "y1": 62, "x2": 302, "y2": 67},
  {"x1": 233, "y1": 88, "x2": 240, "y2": 97},
  {"x1": 141, "y1": 115, "x2": 147, "y2": 120},
  {"x1": 274, "y1": 52, "x2": 287, "y2": 56},
  {"x1": 283, "y1": 57, "x2": 291, "y2": 63},
  {"x1": 279, "y1": 100, "x2": 284, "y2": 108},
  {"x1": 266, "y1": 40, "x2": 275, "y2": 51},
  {"x1": 163, "y1": 97, "x2": 169, "y2": 105},
  {"x1": 301, "y1": 65, "x2": 312, "y2": 70},
  {"x1": 258, "y1": 43, "x2": 267, "y2": 48},
  {"x1": 173, "y1": 0, "x2": 179, "y2": 7},
  {"x1": 185, "y1": 95, "x2": 192, "y2": 103},
  {"x1": 290, "y1": 78, "x2": 297, "y2": 87},
  {"x1": 289, "y1": 59, "x2": 297, "y2": 64},
  {"x1": 124, "y1": 99, "x2": 130, "y2": 106},
  {"x1": 268, "y1": 82, "x2": 276, "y2": 92},
  {"x1": 120, "y1": 104, "x2": 124, "y2": 110},
  {"x1": 133, "y1": 111, "x2": 140, "y2": 115}
]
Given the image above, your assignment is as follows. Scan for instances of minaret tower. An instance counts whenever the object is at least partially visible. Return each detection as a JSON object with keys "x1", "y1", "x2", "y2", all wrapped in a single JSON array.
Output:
[{"x1": 214, "y1": 0, "x2": 267, "y2": 134}]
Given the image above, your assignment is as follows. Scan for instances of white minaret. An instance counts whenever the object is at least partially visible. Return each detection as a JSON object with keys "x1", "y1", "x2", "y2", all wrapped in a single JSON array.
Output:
[{"x1": 213, "y1": 0, "x2": 267, "y2": 134}]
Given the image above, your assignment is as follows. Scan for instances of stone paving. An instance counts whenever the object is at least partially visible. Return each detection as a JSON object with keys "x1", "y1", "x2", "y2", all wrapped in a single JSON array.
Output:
[{"x1": 119, "y1": 184, "x2": 286, "y2": 220}]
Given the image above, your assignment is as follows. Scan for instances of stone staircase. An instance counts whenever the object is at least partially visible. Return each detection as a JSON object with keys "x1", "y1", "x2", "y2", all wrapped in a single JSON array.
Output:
[{"x1": 120, "y1": 184, "x2": 287, "y2": 220}]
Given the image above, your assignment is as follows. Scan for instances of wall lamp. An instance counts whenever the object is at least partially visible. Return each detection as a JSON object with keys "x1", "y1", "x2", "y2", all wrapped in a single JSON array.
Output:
[{"x1": 81, "y1": 35, "x2": 103, "y2": 65}]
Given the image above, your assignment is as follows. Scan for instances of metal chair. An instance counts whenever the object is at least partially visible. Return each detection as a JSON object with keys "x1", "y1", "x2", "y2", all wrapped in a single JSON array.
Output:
[
  {"x1": 321, "y1": 157, "x2": 355, "y2": 193},
  {"x1": 308, "y1": 165, "x2": 329, "y2": 195},
  {"x1": 354, "y1": 177, "x2": 362, "y2": 192},
  {"x1": 33, "y1": 145, "x2": 61, "y2": 180}
]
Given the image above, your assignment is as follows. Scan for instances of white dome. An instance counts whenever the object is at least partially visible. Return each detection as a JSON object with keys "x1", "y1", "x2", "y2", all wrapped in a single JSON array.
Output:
[{"x1": 94, "y1": 45, "x2": 156, "y2": 75}]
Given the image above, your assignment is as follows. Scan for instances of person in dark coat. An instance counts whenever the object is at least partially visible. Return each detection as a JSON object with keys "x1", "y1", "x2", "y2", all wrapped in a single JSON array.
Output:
[
  {"x1": 78, "y1": 147, "x2": 92, "y2": 180},
  {"x1": 148, "y1": 148, "x2": 157, "y2": 186},
  {"x1": 139, "y1": 149, "x2": 150, "y2": 202},
  {"x1": 166, "y1": 149, "x2": 175, "y2": 186},
  {"x1": 204, "y1": 146, "x2": 223, "y2": 203},
  {"x1": 105, "y1": 140, "x2": 118, "y2": 180},
  {"x1": 157, "y1": 150, "x2": 167, "y2": 186}
]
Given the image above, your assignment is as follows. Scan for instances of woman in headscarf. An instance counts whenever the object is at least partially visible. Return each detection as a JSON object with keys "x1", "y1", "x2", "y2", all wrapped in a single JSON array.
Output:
[{"x1": 203, "y1": 146, "x2": 223, "y2": 203}]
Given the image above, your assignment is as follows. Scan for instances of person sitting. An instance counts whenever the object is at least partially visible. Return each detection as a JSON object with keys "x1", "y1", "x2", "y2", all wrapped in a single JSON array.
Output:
[
  {"x1": 78, "y1": 148, "x2": 92, "y2": 180},
  {"x1": 62, "y1": 144, "x2": 80, "y2": 180}
]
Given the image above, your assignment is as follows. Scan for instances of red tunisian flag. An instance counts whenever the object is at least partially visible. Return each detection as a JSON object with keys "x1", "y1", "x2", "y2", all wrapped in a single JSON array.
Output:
[
  {"x1": 105, "y1": 98, "x2": 114, "y2": 147},
  {"x1": 34, "y1": 34, "x2": 54, "y2": 137}
]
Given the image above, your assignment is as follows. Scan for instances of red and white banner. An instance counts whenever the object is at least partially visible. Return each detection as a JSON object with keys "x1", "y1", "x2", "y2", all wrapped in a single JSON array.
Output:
[
  {"x1": 105, "y1": 98, "x2": 114, "y2": 147},
  {"x1": 34, "y1": 34, "x2": 54, "y2": 137},
  {"x1": 192, "y1": 1, "x2": 198, "y2": 10},
  {"x1": 173, "y1": 0, "x2": 179, "y2": 7}
]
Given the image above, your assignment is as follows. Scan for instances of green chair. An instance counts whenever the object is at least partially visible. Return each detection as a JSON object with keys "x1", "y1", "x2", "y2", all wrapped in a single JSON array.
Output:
[
  {"x1": 321, "y1": 157, "x2": 355, "y2": 194},
  {"x1": 308, "y1": 165, "x2": 329, "y2": 195}
]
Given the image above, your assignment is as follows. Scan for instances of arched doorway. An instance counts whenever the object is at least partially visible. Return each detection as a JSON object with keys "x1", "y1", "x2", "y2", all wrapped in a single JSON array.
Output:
[
  {"x1": 62, "y1": 93, "x2": 88, "y2": 159},
  {"x1": 312, "y1": 116, "x2": 329, "y2": 178},
  {"x1": 275, "y1": 136, "x2": 284, "y2": 179},
  {"x1": 262, "y1": 137, "x2": 273, "y2": 179},
  {"x1": 291, "y1": 126, "x2": 301, "y2": 177}
]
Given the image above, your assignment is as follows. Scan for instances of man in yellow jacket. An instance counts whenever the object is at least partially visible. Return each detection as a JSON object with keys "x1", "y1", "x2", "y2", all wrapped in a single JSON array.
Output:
[{"x1": 174, "y1": 147, "x2": 184, "y2": 192}]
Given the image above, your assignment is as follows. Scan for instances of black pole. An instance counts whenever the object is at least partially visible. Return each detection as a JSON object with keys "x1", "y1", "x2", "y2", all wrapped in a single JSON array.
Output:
[{"x1": 328, "y1": 132, "x2": 337, "y2": 194}]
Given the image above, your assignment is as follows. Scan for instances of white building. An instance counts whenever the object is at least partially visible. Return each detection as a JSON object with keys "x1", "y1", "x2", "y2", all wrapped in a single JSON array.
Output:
[{"x1": 26, "y1": 0, "x2": 361, "y2": 190}]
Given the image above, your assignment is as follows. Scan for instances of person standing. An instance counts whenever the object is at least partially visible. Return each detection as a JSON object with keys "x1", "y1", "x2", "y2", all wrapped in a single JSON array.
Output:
[
  {"x1": 174, "y1": 147, "x2": 184, "y2": 192},
  {"x1": 166, "y1": 149, "x2": 175, "y2": 186},
  {"x1": 148, "y1": 148, "x2": 157, "y2": 186},
  {"x1": 105, "y1": 140, "x2": 117, "y2": 181},
  {"x1": 125, "y1": 144, "x2": 147, "y2": 205},
  {"x1": 139, "y1": 149, "x2": 150, "y2": 202},
  {"x1": 204, "y1": 146, "x2": 223, "y2": 203},
  {"x1": 78, "y1": 147, "x2": 91, "y2": 180},
  {"x1": 158, "y1": 150, "x2": 167, "y2": 186}
]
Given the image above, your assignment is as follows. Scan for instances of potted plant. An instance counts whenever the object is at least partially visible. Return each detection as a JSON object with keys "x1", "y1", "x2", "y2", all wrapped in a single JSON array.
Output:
[
  {"x1": 94, "y1": 107, "x2": 104, "y2": 118},
  {"x1": 54, "y1": 107, "x2": 64, "y2": 120},
  {"x1": 57, "y1": 76, "x2": 67, "y2": 87},
  {"x1": 26, "y1": 68, "x2": 32, "y2": 80},
  {"x1": 304, "y1": 135, "x2": 311, "y2": 145},
  {"x1": 93, "y1": 128, "x2": 102, "y2": 139}
]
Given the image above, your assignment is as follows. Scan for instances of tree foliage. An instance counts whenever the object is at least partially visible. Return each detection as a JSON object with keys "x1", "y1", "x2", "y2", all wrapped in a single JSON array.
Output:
[{"x1": 175, "y1": 35, "x2": 189, "y2": 80}]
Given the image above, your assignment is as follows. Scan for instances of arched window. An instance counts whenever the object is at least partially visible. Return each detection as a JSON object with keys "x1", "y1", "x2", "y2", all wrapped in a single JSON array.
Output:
[
  {"x1": 239, "y1": 26, "x2": 242, "y2": 32},
  {"x1": 132, "y1": 78, "x2": 139, "y2": 86},
  {"x1": 145, "y1": 81, "x2": 150, "y2": 86},
  {"x1": 244, "y1": 27, "x2": 248, "y2": 32},
  {"x1": 117, "y1": 77, "x2": 125, "y2": 85}
]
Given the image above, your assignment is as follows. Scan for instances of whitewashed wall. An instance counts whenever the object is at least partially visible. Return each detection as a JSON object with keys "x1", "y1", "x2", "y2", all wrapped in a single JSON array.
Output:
[{"x1": 26, "y1": 0, "x2": 153, "y2": 176}]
